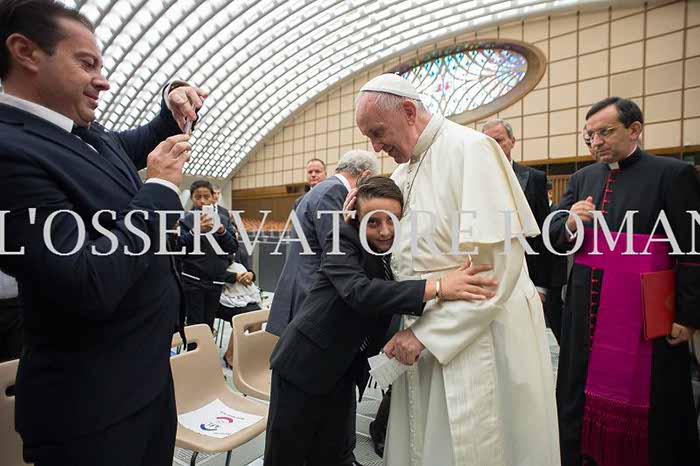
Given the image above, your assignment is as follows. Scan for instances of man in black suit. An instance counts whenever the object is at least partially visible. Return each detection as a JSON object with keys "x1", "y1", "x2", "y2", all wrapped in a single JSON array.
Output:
[
  {"x1": 483, "y1": 119, "x2": 553, "y2": 304},
  {"x1": 545, "y1": 180, "x2": 569, "y2": 344},
  {"x1": 266, "y1": 150, "x2": 379, "y2": 337},
  {"x1": 264, "y1": 176, "x2": 497, "y2": 466},
  {"x1": 0, "y1": 2, "x2": 206, "y2": 465},
  {"x1": 548, "y1": 97, "x2": 699, "y2": 466},
  {"x1": 178, "y1": 180, "x2": 238, "y2": 331}
]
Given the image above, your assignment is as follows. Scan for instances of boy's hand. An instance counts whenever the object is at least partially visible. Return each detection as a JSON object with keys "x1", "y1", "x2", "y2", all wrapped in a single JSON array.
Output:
[
  {"x1": 440, "y1": 258, "x2": 497, "y2": 301},
  {"x1": 342, "y1": 188, "x2": 358, "y2": 223},
  {"x1": 200, "y1": 213, "x2": 214, "y2": 233}
]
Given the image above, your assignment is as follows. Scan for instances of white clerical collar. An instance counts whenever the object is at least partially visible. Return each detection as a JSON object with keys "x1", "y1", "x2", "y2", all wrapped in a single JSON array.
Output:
[
  {"x1": 607, "y1": 145, "x2": 637, "y2": 170},
  {"x1": 334, "y1": 173, "x2": 352, "y2": 192},
  {"x1": 410, "y1": 113, "x2": 444, "y2": 163},
  {"x1": 0, "y1": 92, "x2": 74, "y2": 132}
]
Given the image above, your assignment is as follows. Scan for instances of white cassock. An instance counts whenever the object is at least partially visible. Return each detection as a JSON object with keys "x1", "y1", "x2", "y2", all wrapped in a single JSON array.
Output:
[{"x1": 384, "y1": 113, "x2": 560, "y2": 466}]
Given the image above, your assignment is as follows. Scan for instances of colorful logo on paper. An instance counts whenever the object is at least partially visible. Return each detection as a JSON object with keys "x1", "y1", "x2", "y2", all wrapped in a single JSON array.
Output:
[{"x1": 200, "y1": 416, "x2": 235, "y2": 432}]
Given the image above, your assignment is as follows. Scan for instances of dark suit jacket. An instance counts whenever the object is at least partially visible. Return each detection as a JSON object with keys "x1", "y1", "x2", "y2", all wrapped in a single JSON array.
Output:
[
  {"x1": 267, "y1": 176, "x2": 349, "y2": 336},
  {"x1": 292, "y1": 193, "x2": 305, "y2": 210},
  {"x1": 512, "y1": 161, "x2": 551, "y2": 290},
  {"x1": 216, "y1": 204, "x2": 230, "y2": 220},
  {"x1": 177, "y1": 209, "x2": 238, "y2": 282},
  {"x1": 270, "y1": 223, "x2": 425, "y2": 398},
  {"x1": 0, "y1": 98, "x2": 183, "y2": 445},
  {"x1": 548, "y1": 203, "x2": 569, "y2": 288}
]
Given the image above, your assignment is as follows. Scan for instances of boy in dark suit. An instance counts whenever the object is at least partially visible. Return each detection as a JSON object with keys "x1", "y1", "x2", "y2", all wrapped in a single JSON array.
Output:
[
  {"x1": 178, "y1": 179, "x2": 238, "y2": 331},
  {"x1": 264, "y1": 176, "x2": 497, "y2": 466}
]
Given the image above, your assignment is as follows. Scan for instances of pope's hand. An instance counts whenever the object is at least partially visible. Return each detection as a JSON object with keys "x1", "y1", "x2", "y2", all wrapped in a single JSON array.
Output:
[
  {"x1": 168, "y1": 85, "x2": 208, "y2": 130},
  {"x1": 384, "y1": 328, "x2": 424, "y2": 365}
]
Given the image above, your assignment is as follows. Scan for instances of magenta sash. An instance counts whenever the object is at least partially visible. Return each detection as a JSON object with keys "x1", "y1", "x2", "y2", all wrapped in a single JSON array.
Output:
[{"x1": 574, "y1": 228, "x2": 672, "y2": 466}]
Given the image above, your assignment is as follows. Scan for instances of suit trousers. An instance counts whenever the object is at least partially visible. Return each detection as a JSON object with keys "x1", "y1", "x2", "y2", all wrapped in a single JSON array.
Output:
[
  {"x1": 0, "y1": 297, "x2": 23, "y2": 362},
  {"x1": 264, "y1": 370, "x2": 357, "y2": 466},
  {"x1": 23, "y1": 375, "x2": 177, "y2": 466},
  {"x1": 183, "y1": 276, "x2": 222, "y2": 331},
  {"x1": 543, "y1": 286, "x2": 564, "y2": 345}
]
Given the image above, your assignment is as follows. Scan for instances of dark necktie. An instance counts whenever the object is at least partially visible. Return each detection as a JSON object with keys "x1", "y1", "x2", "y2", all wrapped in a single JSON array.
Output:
[
  {"x1": 72, "y1": 125, "x2": 139, "y2": 190},
  {"x1": 381, "y1": 256, "x2": 394, "y2": 281},
  {"x1": 359, "y1": 256, "x2": 394, "y2": 353}
]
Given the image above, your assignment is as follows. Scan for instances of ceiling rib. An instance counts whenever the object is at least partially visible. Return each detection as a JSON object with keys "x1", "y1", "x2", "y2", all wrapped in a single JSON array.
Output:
[{"x1": 71, "y1": 0, "x2": 607, "y2": 178}]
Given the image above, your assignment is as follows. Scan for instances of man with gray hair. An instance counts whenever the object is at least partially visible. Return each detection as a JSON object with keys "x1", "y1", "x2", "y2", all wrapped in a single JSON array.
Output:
[
  {"x1": 354, "y1": 74, "x2": 559, "y2": 466},
  {"x1": 267, "y1": 149, "x2": 379, "y2": 337}
]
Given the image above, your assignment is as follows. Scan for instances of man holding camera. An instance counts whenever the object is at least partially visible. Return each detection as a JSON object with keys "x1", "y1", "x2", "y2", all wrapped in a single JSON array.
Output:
[{"x1": 0, "y1": 1, "x2": 206, "y2": 464}]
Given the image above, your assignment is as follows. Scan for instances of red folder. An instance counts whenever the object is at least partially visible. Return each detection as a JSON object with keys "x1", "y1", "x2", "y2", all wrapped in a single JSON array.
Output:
[{"x1": 641, "y1": 270, "x2": 675, "y2": 340}]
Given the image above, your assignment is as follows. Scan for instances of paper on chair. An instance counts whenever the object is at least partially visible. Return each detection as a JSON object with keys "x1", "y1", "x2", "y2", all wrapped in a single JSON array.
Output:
[
  {"x1": 368, "y1": 353, "x2": 411, "y2": 389},
  {"x1": 178, "y1": 399, "x2": 263, "y2": 439}
]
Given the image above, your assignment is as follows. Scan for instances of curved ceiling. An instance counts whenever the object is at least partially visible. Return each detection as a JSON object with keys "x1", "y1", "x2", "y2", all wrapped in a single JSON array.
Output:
[{"x1": 67, "y1": 0, "x2": 610, "y2": 179}]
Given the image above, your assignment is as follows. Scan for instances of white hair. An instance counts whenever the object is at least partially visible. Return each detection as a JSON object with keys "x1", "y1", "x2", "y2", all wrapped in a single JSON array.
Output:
[
  {"x1": 356, "y1": 91, "x2": 429, "y2": 115},
  {"x1": 335, "y1": 150, "x2": 379, "y2": 176},
  {"x1": 482, "y1": 119, "x2": 515, "y2": 138}
]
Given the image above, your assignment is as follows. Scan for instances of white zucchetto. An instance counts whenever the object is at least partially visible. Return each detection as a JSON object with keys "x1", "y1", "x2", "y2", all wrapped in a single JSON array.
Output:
[{"x1": 359, "y1": 73, "x2": 421, "y2": 100}]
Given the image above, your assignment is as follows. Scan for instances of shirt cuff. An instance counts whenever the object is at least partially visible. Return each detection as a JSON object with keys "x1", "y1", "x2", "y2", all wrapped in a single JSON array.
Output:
[
  {"x1": 145, "y1": 178, "x2": 180, "y2": 195},
  {"x1": 163, "y1": 80, "x2": 190, "y2": 111},
  {"x1": 564, "y1": 223, "x2": 578, "y2": 242},
  {"x1": 535, "y1": 287, "x2": 547, "y2": 296}
]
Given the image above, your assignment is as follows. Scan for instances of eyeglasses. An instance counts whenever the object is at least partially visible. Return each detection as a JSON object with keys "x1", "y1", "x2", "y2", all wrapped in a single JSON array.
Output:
[{"x1": 584, "y1": 125, "x2": 623, "y2": 142}]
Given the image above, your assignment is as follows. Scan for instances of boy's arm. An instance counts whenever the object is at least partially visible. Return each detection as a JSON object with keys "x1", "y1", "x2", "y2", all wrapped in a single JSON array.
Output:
[
  {"x1": 214, "y1": 216, "x2": 238, "y2": 254},
  {"x1": 319, "y1": 226, "x2": 425, "y2": 318},
  {"x1": 176, "y1": 213, "x2": 195, "y2": 252}
]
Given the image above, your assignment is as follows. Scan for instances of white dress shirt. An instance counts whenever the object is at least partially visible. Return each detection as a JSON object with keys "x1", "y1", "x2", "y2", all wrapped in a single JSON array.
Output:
[{"x1": 334, "y1": 173, "x2": 352, "y2": 192}]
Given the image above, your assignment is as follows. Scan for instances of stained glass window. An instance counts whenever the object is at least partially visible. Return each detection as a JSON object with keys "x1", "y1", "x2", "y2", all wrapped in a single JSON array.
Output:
[{"x1": 401, "y1": 48, "x2": 528, "y2": 118}]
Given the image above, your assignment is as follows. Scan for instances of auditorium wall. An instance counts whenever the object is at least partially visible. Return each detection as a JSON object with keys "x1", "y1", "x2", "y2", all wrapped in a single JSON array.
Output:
[{"x1": 231, "y1": 0, "x2": 700, "y2": 195}]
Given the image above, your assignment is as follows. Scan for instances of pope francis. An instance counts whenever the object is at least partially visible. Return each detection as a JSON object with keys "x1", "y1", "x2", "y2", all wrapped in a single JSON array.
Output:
[{"x1": 355, "y1": 74, "x2": 560, "y2": 466}]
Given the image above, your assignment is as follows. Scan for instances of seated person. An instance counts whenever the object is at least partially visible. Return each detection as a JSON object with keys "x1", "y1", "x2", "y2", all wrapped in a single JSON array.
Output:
[
  {"x1": 178, "y1": 180, "x2": 238, "y2": 330},
  {"x1": 218, "y1": 232, "x2": 262, "y2": 368},
  {"x1": 263, "y1": 175, "x2": 497, "y2": 466}
]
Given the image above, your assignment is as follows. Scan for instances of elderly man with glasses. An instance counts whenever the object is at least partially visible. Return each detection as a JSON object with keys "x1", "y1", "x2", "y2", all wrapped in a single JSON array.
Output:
[{"x1": 549, "y1": 97, "x2": 700, "y2": 466}]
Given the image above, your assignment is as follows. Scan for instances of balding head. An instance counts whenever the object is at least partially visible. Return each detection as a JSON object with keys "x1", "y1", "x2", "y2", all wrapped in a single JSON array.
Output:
[{"x1": 355, "y1": 91, "x2": 432, "y2": 164}]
